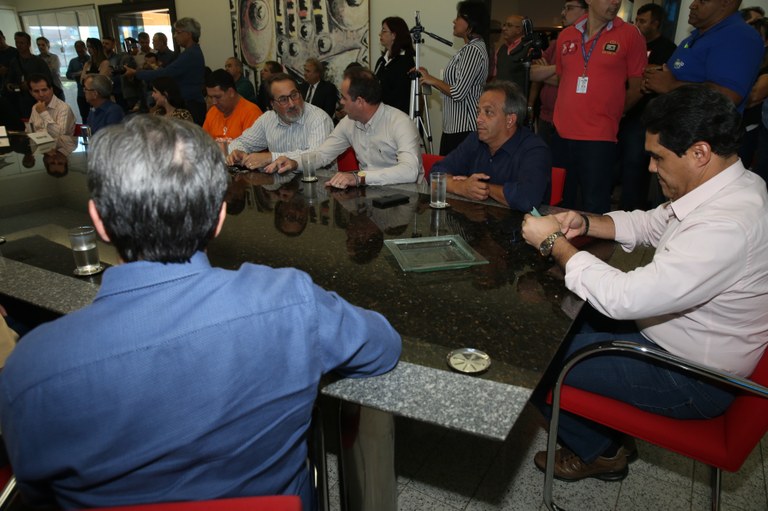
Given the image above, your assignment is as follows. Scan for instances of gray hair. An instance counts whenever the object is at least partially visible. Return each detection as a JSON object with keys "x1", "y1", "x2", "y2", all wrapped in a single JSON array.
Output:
[
  {"x1": 483, "y1": 80, "x2": 527, "y2": 127},
  {"x1": 305, "y1": 57, "x2": 324, "y2": 78},
  {"x1": 86, "y1": 73, "x2": 112, "y2": 98},
  {"x1": 87, "y1": 115, "x2": 228, "y2": 263},
  {"x1": 175, "y1": 17, "x2": 201, "y2": 43}
]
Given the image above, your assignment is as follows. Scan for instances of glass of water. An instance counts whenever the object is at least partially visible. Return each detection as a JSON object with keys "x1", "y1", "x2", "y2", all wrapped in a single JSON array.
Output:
[
  {"x1": 430, "y1": 172, "x2": 448, "y2": 208},
  {"x1": 68, "y1": 226, "x2": 103, "y2": 276},
  {"x1": 301, "y1": 152, "x2": 318, "y2": 182}
]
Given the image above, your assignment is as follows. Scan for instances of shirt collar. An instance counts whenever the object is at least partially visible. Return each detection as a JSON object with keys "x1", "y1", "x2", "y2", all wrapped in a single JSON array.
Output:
[
  {"x1": 669, "y1": 160, "x2": 746, "y2": 221},
  {"x1": 96, "y1": 251, "x2": 213, "y2": 301},
  {"x1": 491, "y1": 126, "x2": 530, "y2": 156},
  {"x1": 354, "y1": 103, "x2": 384, "y2": 132},
  {"x1": 505, "y1": 37, "x2": 523, "y2": 51},
  {"x1": 688, "y1": 12, "x2": 744, "y2": 41},
  {"x1": 47, "y1": 95, "x2": 64, "y2": 110},
  {"x1": 574, "y1": 15, "x2": 617, "y2": 35}
]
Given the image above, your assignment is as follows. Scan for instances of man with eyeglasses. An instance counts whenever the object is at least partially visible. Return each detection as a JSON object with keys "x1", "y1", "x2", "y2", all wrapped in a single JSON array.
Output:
[
  {"x1": 492, "y1": 15, "x2": 528, "y2": 91},
  {"x1": 266, "y1": 67, "x2": 422, "y2": 187},
  {"x1": 226, "y1": 73, "x2": 334, "y2": 170},
  {"x1": 125, "y1": 18, "x2": 206, "y2": 125}
]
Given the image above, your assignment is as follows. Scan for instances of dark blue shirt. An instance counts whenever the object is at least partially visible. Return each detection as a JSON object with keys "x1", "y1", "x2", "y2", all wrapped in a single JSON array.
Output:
[
  {"x1": 136, "y1": 44, "x2": 205, "y2": 103},
  {"x1": 0, "y1": 252, "x2": 401, "y2": 509},
  {"x1": 667, "y1": 13, "x2": 763, "y2": 112},
  {"x1": 88, "y1": 100, "x2": 125, "y2": 133},
  {"x1": 65, "y1": 55, "x2": 90, "y2": 97},
  {"x1": 432, "y1": 127, "x2": 551, "y2": 212}
]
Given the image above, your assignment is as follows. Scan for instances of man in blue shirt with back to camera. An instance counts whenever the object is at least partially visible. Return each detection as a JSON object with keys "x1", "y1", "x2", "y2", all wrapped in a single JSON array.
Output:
[
  {"x1": 431, "y1": 81, "x2": 552, "y2": 212},
  {"x1": 0, "y1": 115, "x2": 401, "y2": 510}
]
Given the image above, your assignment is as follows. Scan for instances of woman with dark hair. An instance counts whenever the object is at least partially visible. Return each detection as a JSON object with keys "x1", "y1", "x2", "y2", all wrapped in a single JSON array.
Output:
[
  {"x1": 417, "y1": 1, "x2": 490, "y2": 155},
  {"x1": 151, "y1": 77, "x2": 193, "y2": 121},
  {"x1": 374, "y1": 16, "x2": 416, "y2": 114},
  {"x1": 80, "y1": 38, "x2": 111, "y2": 84}
]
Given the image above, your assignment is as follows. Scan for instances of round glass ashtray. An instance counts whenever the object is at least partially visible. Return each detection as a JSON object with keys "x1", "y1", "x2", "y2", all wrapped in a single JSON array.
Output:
[
  {"x1": 446, "y1": 348, "x2": 491, "y2": 374},
  {"x1": 73, "y1": 264, "x2": 105, "y2": 276}
]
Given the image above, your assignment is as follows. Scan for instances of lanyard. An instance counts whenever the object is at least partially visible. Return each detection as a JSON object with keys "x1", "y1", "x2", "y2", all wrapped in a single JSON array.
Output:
[{"x1": 580, "y1": 24, "x2": 606, "y2": 76}]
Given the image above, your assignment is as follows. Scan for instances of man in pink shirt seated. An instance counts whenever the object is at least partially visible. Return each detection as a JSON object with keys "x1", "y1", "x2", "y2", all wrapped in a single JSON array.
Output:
[{"x1": 522, "y1": 85, "x2": 768, "y2": 482}]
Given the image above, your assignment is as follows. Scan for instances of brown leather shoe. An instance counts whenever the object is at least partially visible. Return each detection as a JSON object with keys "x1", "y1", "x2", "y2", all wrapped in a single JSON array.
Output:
[
  {"x1": 534, "y1": 446, "x2": 629, "y2": 482},
  {"x1": 624, "y1": 436, "x2": 639, "y2": 463}
]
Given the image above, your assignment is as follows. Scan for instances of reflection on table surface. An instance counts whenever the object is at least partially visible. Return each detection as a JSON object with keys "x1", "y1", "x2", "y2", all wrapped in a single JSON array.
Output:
[
  {"x1": 0, "y1": 157, "x2": 622, "y2": 390},
  {"x1": 208, "y1": 171, "x2": 614, "y2": 388}
]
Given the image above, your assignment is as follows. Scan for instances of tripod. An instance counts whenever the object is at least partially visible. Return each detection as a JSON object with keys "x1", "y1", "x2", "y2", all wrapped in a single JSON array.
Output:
[
  {"x1": 408, "y1": 11, "x2": 452, "y2": 155},
  {"x1": 519, "y1": 17, "x2": 545, "y2": 129}
]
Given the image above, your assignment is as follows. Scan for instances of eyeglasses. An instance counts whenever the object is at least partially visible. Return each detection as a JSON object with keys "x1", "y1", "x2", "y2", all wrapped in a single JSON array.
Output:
[
  {"x1": 273, "y1": 90, "x2": 301, "y2": 105},
  {"x1": 562, "y1": 4, "x2": 584, "y2": 11},
  {"x1": 84, "y1": 87, "x2": 96, "y2": 92},
  {"x1": 502, "y1": 23, "x2": 523, "y2": 28}
]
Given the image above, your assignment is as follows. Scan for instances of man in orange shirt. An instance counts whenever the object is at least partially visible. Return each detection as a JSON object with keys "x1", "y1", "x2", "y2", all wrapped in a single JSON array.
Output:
[{"x1": 203, "y1": 69, "x2": 262, "y2": 141}]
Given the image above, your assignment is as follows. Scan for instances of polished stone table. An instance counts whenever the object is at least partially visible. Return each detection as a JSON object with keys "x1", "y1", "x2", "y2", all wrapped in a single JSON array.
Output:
[{"x1": 0, "y1": 145, "x2": 648, "y2": 509}]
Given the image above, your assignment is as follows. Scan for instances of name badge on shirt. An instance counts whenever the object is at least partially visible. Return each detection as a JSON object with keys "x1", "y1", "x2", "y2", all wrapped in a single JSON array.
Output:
[{"x1": 576, "y1": 76, "x2": 588, "y2": 94}]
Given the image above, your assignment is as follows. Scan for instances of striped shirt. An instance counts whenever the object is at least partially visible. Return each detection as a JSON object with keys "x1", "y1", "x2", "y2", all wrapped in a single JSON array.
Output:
[
  {"x1": 228, "y1": 102, "x2": 334, "y2": 162},
  {"x1": 441, "y1": 37, "x2": 488, "y2": 134}
]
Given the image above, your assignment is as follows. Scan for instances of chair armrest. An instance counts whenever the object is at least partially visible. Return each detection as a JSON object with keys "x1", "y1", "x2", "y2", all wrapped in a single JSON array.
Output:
[{"x1": 554, "y1": 341, "x2": 768, "y2": 400}]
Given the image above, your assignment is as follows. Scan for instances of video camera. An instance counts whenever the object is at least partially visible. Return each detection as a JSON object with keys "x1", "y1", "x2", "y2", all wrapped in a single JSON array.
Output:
[{"x1": 522, "y1": 17, "x2": 547, "y2": 61}]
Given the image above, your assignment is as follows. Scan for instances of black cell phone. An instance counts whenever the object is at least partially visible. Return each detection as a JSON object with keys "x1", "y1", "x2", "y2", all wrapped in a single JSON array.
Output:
[{"x1": 372, "y1": 194, "x2": 410, "y2": 208}]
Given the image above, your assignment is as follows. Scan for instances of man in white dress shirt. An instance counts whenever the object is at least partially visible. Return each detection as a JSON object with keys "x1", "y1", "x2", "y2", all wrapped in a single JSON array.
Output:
[
  {"x1": 266, "y1": 67, "x2": 422, "y2": 187},
  {"x1": 521, "y1": 85, "x2": 768, "y2": 482},
  {"x1": 27, "y1": 73, "x2": 76, "y2": 155},
  {"x1": 226, "y1": 73, "x2": 333, "y2": 169}
]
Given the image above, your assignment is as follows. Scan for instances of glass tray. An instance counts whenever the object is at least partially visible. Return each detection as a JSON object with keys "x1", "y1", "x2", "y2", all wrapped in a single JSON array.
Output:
[{"x1": 384, "y1": 235, "x2": 489, "y2": 272}]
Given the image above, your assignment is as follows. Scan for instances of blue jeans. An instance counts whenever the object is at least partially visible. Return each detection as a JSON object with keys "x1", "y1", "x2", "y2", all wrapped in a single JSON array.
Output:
[
  {"x1": 532, "y1": 317, "x2": 735, "y2": 463},
  {"x1": 561, "y1": 139, "x2": 617, "y2": 214}
]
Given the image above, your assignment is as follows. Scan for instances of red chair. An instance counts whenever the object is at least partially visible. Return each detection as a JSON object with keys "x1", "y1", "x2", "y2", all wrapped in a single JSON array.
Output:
[
  {"x1": 543, "y1": 340, "x2": 768, "y2": 511},
  {"x1": 336, "y1": 147, "x2": 359, "y2": 172},
  {"x1": 86, "y1": 496, "x2": 302, "y2": 511},
  {"x1": 549, "y1": 167, "x2": 566, "y2": 206},
  {"x1": 0, "y1": 472, "x2": 15, "y2": 509},
  {"x1": 421, "y1": 153, "x2": 444, "y2": 181}
]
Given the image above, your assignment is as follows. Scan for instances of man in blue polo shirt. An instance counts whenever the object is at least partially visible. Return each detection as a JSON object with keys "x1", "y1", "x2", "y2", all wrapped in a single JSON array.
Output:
[
  {"x1": 643, "y1": 0, "x2": 763, "y2": 112},
  {"x1": 430, "y1": 81, "x2": 551, "y2": 212}
]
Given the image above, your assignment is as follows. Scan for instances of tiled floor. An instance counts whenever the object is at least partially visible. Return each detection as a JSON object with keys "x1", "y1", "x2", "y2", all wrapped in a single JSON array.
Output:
[{"x1": 325, "y1": 404, "x2": 768, "y2": 510}]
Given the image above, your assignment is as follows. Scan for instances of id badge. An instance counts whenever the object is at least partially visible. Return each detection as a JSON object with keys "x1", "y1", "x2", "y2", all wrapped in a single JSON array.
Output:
[{"x1": 576, "y1": 76, "x2": 588, "y2": 94}]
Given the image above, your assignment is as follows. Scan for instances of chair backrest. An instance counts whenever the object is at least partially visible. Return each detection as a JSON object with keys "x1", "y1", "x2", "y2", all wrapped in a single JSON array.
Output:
[
  {"x1": 336, "y1": 147, "x2": 358, "y2": 172},
  {"x1": 74, "y1": 124, "x2": 84, "y2": 137},
  {"x1": 550, "y1": 167, "x2": 566, "y2": 206},
  {"x1": 86, "y1": 495, "x2": 303, "y2": 511},
  {"x1": 421, "y1": 153, "x2": 444, "y2": 181}
]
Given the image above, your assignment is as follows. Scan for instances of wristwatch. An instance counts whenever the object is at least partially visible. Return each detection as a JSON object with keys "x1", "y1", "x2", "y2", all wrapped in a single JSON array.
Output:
[
  {"x1": 356, "y1": 171, "x2": 366, "y2": 187},
  {"x1": 539, "y1": 231, "x2": 565, "y2": 257}
]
